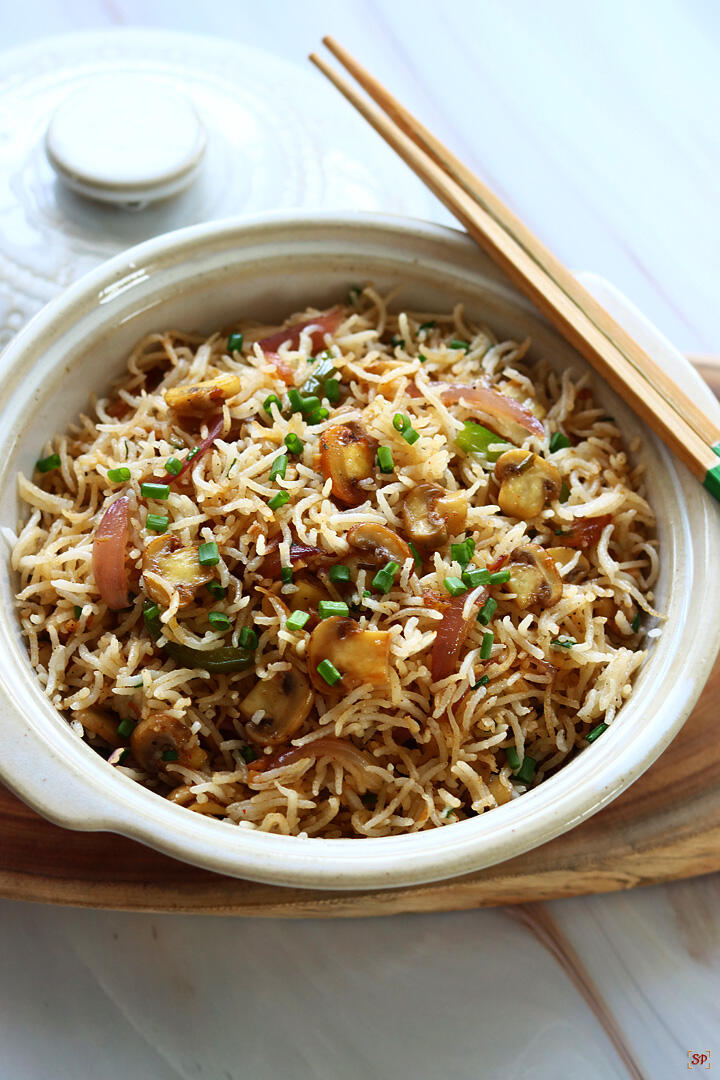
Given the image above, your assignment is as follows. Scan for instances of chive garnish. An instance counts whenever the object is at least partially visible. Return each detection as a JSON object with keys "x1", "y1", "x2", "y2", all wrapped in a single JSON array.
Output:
[
  {"x1": 208, "y1": 611, "x2": 231, "y2": 630},
  {"x1": 362, "y1": 589, "x2": 372, "y2": 598},
  {"x1": 480, "y1": 631, "x2": 494, "y2": 659},
  {"x1": 36, "y1": 453, "x2": 61, "y2": 473},
  {"x1": 408, "y1": 541, "x2": 422, "y2": 569},
  {"x1": 329, "y1": 564, "x2": 351, "y2": 584},
  {"x1": 164, "y1": 457, "x2": 183, "y2": 476},
  {"x1": 140, "y1": 482, "x2": 170, "y2": 500},
  {"x1": 444, "y1": 577, "x2": 467, "y2": 597},
  {"x1": 107, "y1": 467, "x2": 131, "y2": 483},
  {"x1": 227, "y1": 458, "x2": 237, "y2": 476},
  {"x1": 288, "y1": 388, "x2": 321, "y2": 415},
  {"x1": 463, "y1": 567, "x2": 490, "y2": 587},
  {"x1": 393, "y1": 413, "x2": 410, "y2": 433},
  {"x1": 143, "y1": 602, "x2": 160, "y2": 628},
  {"x1": 390, "y1": 335, "x2": 404, "y2": 348},
  {"x1": 551, "y1": 637, "x2": 576, "y2": 648},
  {"x1": 206, "y1": 581, "x2": 226, "y2": 598},
  {"x1": 403, "y1": 427, "x2": 420, "y2": 445},
  {"x1": 560, "y1": 481, "x2": 570, "y2": 503},
  {"x1": 269, "y1": 453, "x2": 288, "y2": 481},
  {"x1": 418, "y1": 321, "x2": 436, "y2": 331},
  {"x1": 377, "y1": 446, "x2": 394, "y2": 473},
  {"x1": 631, "y1": 611, "x2": 641, "y2": 633},
  {"x1": 586, "y1": 722, "x2": 608, "y2": 743},
  {"x1": 348, "y1": 285, "x2": 361, "y2": 304},
  {"x1": 161, "y1": 749, "x2": 179, "y2": 762},
  {"x1": 198, "y1": 541, "x2": 219, "y2": 566},
  {"x1": 227, "y1": 332, "x2": 244, "y2": 353},
  {"x1": 324, "y1": 377, "x2": 340, "y2": 404},
  {"x1": 317, "y1": 658, "x2": 342, "y2": 686},
  {"x1": 451, "y1": 538, "x2": 475, "y2": 569},
  {"x1": 146, "y1": 513, "x2": 169, "y2": 534},
  {"x1": 264, "y1": 394, "x2": 282, "y2": 415},
  {"x1": 241, "y1": 745, "x2": 257, "y2": 763},
  {"x1": 286, "y1": 610, "x2": 310, "y2": 631},
  {"x1": 506, "y1": 747, "x2": 521, "y2": 770},
  {"x1": 238, "y1": 627, "x2": 258, "y2": 649},
  {"x1": 514, "y1": 756, "x2": 537, "y2": 784},
  {"x1": 318, "y1": 600, "x2": 349, "y2": 619},
  {"x1": 268, "y1": 490, "x2": 290, "y2": 511},
  {"x1": 306, "y1": 407, "x2": 330, "y2": 425},
  {"x1": 449, "y1": 339, "x2": 470, "y2": 351},
  {"x1": 455, "y1": 421, "x2": 511, "y2": 460},
  {"x1": 186, "y1": 447, "x2": 200, "y2": 463},
  {"x1": 117, "y1": 718, "x2": 136, "y2": 738},
  {"x1": 280, "y1": 566, "x2": 293, "y2": 584},
  {"x1": 418, "y1": 353, "x2": 428, "y2": 363},
  {"x1": 73, "y1": 605, "x2": 82, "y2": 618},
  {"x1": 284, "y1": 433, "x2": 304, "y2": 455},
  {"x1": 477, "y1": 597, "x2": 497, "y2": 625},
  {"x1": 488, "y1": 569, "x2": 510, "y2": 584},
  {"x1": 472, "y1": 675, "x2": 490, "y2": 690},
  {"x1": 372, "y1": 561, "x2": 399, "y2": 594},
  {"x1": 549, "y1": 432, "x2": 571, "y2": 453}
]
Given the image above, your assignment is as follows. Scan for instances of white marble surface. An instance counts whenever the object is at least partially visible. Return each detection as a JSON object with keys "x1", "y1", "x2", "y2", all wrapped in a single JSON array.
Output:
[{"x1": 1, "y1": 2, "x2": 719, "y2": 1078}]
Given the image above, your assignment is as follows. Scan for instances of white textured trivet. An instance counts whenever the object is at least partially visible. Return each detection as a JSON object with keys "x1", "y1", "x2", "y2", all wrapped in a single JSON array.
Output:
[{"x1": 0, "y1": 29, "x2": 440, "y2": 348}]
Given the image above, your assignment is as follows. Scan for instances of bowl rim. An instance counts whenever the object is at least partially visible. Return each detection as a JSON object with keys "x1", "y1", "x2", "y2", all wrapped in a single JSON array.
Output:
[{"x1": 1, "y1": 208, "x2": 719, "y2": 891}]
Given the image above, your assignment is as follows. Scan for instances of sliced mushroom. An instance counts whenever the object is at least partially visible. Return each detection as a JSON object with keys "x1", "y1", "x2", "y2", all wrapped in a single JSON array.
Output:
[
  {"x1": 347, "y1": 523, "x2": 412, "y2": 566},
  {"x1": 504, "y1": 544, "x2": 563, "y2": 610},
  {"x1": 239, "y1": 668, "x2": 314, "y2": 746},
  {"x1": 165, "y1": 372, "x2": 243, "y2": 415},
  {"x1": 288, "y1": 577, "x2": 327, "y2": 621},
  {"x1": 401, "y1": 482, "x2": 467, "y2": 552},
  {"x1": 307, "y1": 616, "x2": 391, "y2": 693},
  {"x1": 546, "y1": 546, "x2": 590, "y2": 581},
  {"x1": 130, "y1": 714, "x2": 208, "y2": 775},
  {"x1": 142, "y1": 535, "x2": 214, "y2": 608},
  {"x1": 319, "y1": 423, "x2": 378, "y2": 506},
  {"x1": 495, "y1": 449, "x2": 562, "y2": 520}
]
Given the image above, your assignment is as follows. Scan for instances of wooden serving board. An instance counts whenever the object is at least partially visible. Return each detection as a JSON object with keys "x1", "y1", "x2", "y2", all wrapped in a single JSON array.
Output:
[{"x1": 1, "y1": 358, "x2": 718, "y2": 917}]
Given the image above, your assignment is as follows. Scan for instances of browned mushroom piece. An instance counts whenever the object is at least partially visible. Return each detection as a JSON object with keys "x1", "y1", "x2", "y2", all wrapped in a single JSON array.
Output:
[
  {"x1": 319, "y1": 423, "x2": 378, "y2": 506},
  {"x1": 130, "y1": 714, "x2": 208, "y2": 775},
  {"x1": 79, "y1": 707, "x2": 123, "y2": 747},
  {"x1": 401, "y1": 482, "x2": 467, "y2": 553},
  {"x1": 504, "y1": 544, "x2": 563, "y2": 610},
  {"x1": 142, "y1": 535, "x2": 214, "y2": 608},
  {"x1": 347, "y1": 523, "x2": 412, "y2": 566},
  {"x1": 487, "y1": 775, "x2": 512, "y2": 806},
  {"x1": 546, "y1": 546, "x2": 590, "y2": 581},
  {"x1": 494, "y1": 449, "x2": 562, "y2": 520},
  {"x1": 165, "y1": 372, "x2": 243, "y2": 415},
  {"x1": 307, "y1": 616, "x2": 391, "y2": 693},
  {"x1": 239, "y1": 668, "x2": 314, "y2": 746}
]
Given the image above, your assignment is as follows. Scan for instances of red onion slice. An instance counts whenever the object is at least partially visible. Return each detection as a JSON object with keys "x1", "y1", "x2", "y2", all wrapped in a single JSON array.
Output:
[
  {"x1": 93, "y1": 496, "x2": 130, "y2": 610},
  {"x1": 409, "y1": 379, "x2": 544, "y2": 440},
  {"x1": 431, "y1": 587, "x2": 488, "y2": 682},
  {"x1": 257, "y1": 308, "x2": 344, "y2": 355}
]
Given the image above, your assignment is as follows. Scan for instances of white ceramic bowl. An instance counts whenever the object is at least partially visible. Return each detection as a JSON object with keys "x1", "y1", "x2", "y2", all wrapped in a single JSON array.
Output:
[{"x1": 1, "y1": 212, "x2": 718, "y2": 891}]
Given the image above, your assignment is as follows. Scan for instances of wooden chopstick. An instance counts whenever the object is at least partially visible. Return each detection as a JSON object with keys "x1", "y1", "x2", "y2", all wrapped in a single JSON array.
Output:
[{"x1": 310, "y1": 43, "x2": 720, "y2": 503}]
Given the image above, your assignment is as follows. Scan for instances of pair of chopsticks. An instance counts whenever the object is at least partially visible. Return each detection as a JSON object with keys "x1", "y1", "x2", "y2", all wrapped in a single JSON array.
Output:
[{"x1": 310, "y1": 38, "x2": 720, "y2": 504}]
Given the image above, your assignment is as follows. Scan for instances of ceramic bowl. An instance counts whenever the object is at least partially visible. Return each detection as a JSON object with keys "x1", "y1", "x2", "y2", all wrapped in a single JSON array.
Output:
[{"x1": 1, "y1": 212, "x2": 718, "y2": 890}]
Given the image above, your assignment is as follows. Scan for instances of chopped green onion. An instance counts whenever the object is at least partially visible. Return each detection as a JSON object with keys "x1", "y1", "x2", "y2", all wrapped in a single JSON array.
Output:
[
  {"x1": 317, "y1": 658, "x2": 342, "y2": 686},
  {"x1": 480, "y1": 631, "x2": 494, "y2": 659},
  {"x1": 73, "y1": 605, "x2": 82, "y2": 618},
  {"x1": 444, "y1": 576, "x2": 467, "y2": 597},
  {"x1": 329, "y1": 564, "x2": 351, "y2": 584},
  {"x1": 390, "y1": 335, "x2": 404, "y2": 348},
  {"x1": 362, "y1": 792, "x2": 378, "y2": 809},
  {"x1": 488, "y1": 569, "x2": 510, "y2": 584},
  {"x1": 164, "y1": 457, "x2": 183, "y2": 476},
  {"x1": 455, "y1": 421, "x2": 511, "y2": 461},
  {"x1": 514, "y1": 755, "x2": 537, "y2": 784},
  {"x1": 280, "y1": 566, "x2": 293, "y2": 584},
  {"x1": 227, "y1": 332, "x2": 244, "y2": 353},
  {"x1": 462, "y1": 567, "x2": 490, "y2": 587},
  {"x1": 146, "y1": 513, "x2": 169, "y2": 534},
  {"x1": 206, "y1": 581, "x2": 226, "y2": 598},
  {"x1": 506, "y1": 747, "x2": 521, "y2": 770},
  {"x1": 269, "y1": 453, "x2": 288, "y2": 481},
  {"x1": 208, "y1": 611, "x2": 231, "y2": 630},
  {"x1": 301, "y1": 355, "x2": 336, "y2": 396},
  {"x1": 402, "y1": 427, "x2": 420, "y2": 445},
  {"x1": 449, "y1": 339, "x2": 470, "y2": 351},
  {"x1": 241, "y1": 745, "x2": 257, "y2": 763},
  {"x1": 372, "y1": 560, "x2": 399, "y2": 594},
  {"x1": 318, "y1": 600, "x2": 350, "y2": 619},
  {"x1": 143, "y1": 602, "x2": 160, "y2": 629},
  {"x1": 284, "y1": 433, "x2": 304, "y2": 456},
  {"x1": 477, "y1": 597, "x2": 497, "y2": 625},
  {"x1": 140, "y1": 482, "x2": 170, "y2": 500},
  {"x1": 631, "y1": 612, "x2": 641, "y2": 633},
  {"x1": 362, "y1": 589, "x2": 372, "y2": 598},
  {"x1": 549, "y1": 432, "x2": 571, "y2": 453},
  {"x1": 117, "y1": 718, "x2": 136, "y2": 738},
  {"x1": 286, "y1": 610, "x2": 310, "y2": 631},
  {"x1": 107, "y1": 467, "x2": 131, "y2": 483},
  {"x1": 472, "y1": 675, "x2": 489, "y2": 690},
  {"x1": 377, "y1": 446, "x2": 395, "y2": 473},
  {"x1": 418, "y1": 321, "x2": 436, "y2": 331},
  {"x1": 418, "y1": 353, "x2": 428, "y2": 363},
  {"x1": 239, "y1": 627, "x2": 258, "y2": 649},
  {"x1": 198, "y1": 541, "x2": 220, "y2": 566},
  {"x1": 348, "y1": 285, "x2": 361, "y2": 304},
  {"x1": 306, "y1": 407, "x2": 330, "y2": 425},
  {"x1": 268, "y1": 490, "x2": 290, "y2": 511},
  {"x1": 324, "y1": 377, "x2": 340, "y2": 404},
  {"x1": 186, "y1": 447, "x2": 200, "y2": 463},
  {"x1": 451, "y1": 538, "x2": 475, "y2": 569},
  {"x1": 161, "y1": 749, "x2": 179, "y2": 762},
  {"x1": 288, "y1": 388, "x2": 321, "y2": 415},
  {"x1": 408, "y1": 541, "x2": 422, "y2": 569},
  {"x1": 586, "y1": 722, "x2": 608, "y2": 744},
  {"x1": 264, "y1": 394, "x2": 282, "y2": 414},
  {"x1": 227, "y1": 458, "x2": 238, "y2": 476},
  {"x1": 36, "y1": 453, "x2": 61, "y2": 473},
  {"x1": 551, "y1": 637, "x2": 576, "y2": 649},
  {"x1": 393, "y1": 412, "x2": 411, "y2": 433},
  {"x1": 560, "y1": 481, "x2": 570, "y2": 503}
]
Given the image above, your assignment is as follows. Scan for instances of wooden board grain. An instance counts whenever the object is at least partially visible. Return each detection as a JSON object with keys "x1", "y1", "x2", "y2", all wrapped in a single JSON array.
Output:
[{"x1": 1, "y1": 358, "x2": 718, "y2": 918}]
